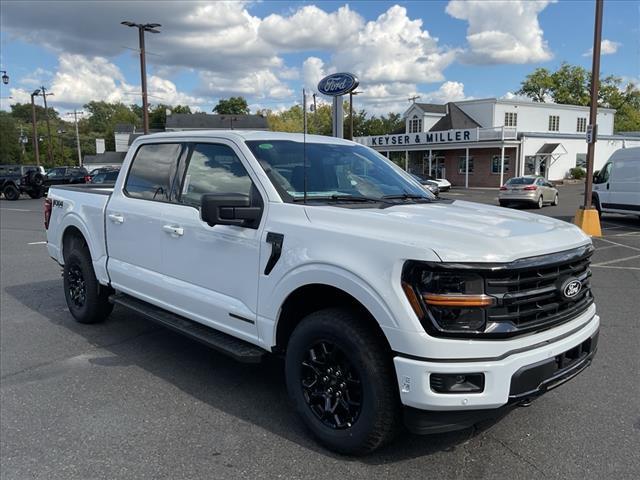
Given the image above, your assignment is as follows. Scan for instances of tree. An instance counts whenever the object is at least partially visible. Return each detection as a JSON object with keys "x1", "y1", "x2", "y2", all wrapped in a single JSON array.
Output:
[
  {"x1": 0, "y1": 112, "x2": 23, "y2": 163},
  {"x1": 10, "y1": 102, "x2": 59, "y2": 123},
  {"x1": 516, "y1": 62, "x2": 640, "y2": 132},
  {"x1": 83, "y1": 101, "x2": 139, "y2": 150},
  {"x1": 148, "y1": 104, "x2": 193, "y2": 130},
  {"x1": 213, "y1": 97, "x2": 249, "y2": 115}
]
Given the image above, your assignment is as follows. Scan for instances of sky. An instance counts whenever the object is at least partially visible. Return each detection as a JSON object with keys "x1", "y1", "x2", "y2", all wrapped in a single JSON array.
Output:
[{"x1": 0, "y1": 0, "x2": 638, "y2": 118}]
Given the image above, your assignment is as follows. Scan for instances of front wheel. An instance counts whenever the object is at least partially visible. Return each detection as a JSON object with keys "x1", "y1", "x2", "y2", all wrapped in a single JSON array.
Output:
[
  {"x1": 63, "y1": 246, "x2": 113, "y2": 324},
  {"x1": 3, "y1": 184, "x2": 20, "y2": 201},
  {"x1": 552, "y1": 193, "x2": 559, "y2": 206},
  {"x1": 27, "y1": 189, "x2": 43, "y2": 199},
  {"x1": 285, "y1": 308, "x2": 400, "y2": 455}
]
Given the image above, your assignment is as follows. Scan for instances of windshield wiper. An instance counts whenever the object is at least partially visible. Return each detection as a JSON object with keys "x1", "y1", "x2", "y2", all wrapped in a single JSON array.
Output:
[
  {"x1": 382, "y1": 193, "x2": 431, "y2": 202},
  {"x1": 293, "y1": 194, "x2": 391, "y2": 204}
]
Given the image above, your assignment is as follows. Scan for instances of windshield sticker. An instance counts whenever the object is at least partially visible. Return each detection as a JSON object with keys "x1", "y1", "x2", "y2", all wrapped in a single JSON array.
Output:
[{"x1": 258, "y1": 143, "x2": 273, "y2": 150}]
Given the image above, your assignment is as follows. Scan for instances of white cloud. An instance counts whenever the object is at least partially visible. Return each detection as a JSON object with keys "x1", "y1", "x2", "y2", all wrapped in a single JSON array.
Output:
[
  {"x1": 501, "y1": 91, "x2": 535, "y2": 102},
  {"x1": 200, "y1": 69, "x2": 293, "y2": 100},
  {"x1": 332, "y1": 5, "x2": 456, "y2": 84},
  {"x1": 424, "y1": 81, "x2": 468, "y2": 103},
  {"x1": 302, "y1": 57, "x2": 328, "y2": 93},
  {"x1": 260, "y1": 5, "x2": 363, "y2": 50},
  {"x1": 18, "y1": 68, "x2": 53, "y2": 87},
  {"x1": 583, "y1": 39, "x2": 621, "y2": 57},
  {"x1": 446, "y1": 0, "x2": 554, "y2": 64}
]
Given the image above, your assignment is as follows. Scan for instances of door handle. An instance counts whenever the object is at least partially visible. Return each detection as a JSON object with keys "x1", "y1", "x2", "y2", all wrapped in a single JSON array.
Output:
[
  {"x1": 108, "y1": 213, "x2": 124, "y2": 224},
  {"x1": 162, "y1": 225, "x2": 184, "y2": 236},
  {"x1": 606, "y1": 183, "x2": 609, "y2": 190}
]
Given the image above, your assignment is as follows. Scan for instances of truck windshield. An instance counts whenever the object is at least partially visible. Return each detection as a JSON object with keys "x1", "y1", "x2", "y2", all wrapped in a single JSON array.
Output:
[{"x1": 245, "y1": 140, "x2": 431, "y2": 203}]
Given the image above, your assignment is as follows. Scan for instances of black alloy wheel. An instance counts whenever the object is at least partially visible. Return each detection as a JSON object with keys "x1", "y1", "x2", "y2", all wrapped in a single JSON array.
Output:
[
  {"x1": 300, "y1": 340, "x2": 363, "y2": 430},
  {"x1": 67, "y1": 264, "x2": 87, "y2": 308}
]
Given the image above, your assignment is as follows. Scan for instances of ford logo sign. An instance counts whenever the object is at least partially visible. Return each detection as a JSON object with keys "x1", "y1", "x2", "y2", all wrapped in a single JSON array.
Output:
[
  {"x1": 317, "y1": 72, "x2": 359, "y2": 96},
  {"x1": 561, "y1": 278, "x2": 582, "y2": 299}
]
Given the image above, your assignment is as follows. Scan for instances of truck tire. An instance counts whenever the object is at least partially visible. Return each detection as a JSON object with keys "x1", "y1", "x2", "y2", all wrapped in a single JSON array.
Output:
[
  {"x1": 3, "y1": 184, "x2": 20, "y2": 201},
  {"x1": 27, "y1": 189, "x2": 43, "y2": 199},
  {"x1": 63, "y1": 246, "x2": 113, "y2": 324},
  {"x1": 29, "y1": 171, "x2": 44, "y2": 187},
  {"x1": 285, "y1": 308, "x2": 400, "y2": 455}
]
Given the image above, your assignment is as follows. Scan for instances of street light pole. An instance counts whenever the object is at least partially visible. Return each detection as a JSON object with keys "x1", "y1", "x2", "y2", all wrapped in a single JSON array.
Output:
[
  {"x1": 66, "y1": 110, "x2": 84, "y2": 166},
  {"x1": 574, "y1": 0, "x2": 603, "y2": 237},
  {"x1": 121, "y1": 21, "x2": 161, "y2": 135},
  {"x1": 39, "y1": 86, "x2": 55, "y2": 165},
  {"x1": 57, "y1": 128, "x2": 66, "y2": 162},
  {"x1": 30, "y1": 89, "x2": 41, "y2": 167}
]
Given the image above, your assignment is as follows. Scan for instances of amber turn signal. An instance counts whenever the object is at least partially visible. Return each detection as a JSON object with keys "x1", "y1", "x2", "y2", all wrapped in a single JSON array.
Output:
[{"x1": 423, "y1": 293, "x2": 495, "y2": 307}]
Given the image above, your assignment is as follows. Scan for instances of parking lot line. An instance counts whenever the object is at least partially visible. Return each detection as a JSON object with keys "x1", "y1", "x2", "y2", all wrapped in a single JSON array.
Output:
[
  {"x1": 0, "y1": 208, "x2": 32, "y2": 212},
  {"x1": 27, "y1": 241, "x2": 47, "y2": 245},
  {"x1": 596, "y1": 237, "x2": 640, "y2": 252},
  {"x1": 591, "y1": 254, "x2": 640, "y2": 267}
]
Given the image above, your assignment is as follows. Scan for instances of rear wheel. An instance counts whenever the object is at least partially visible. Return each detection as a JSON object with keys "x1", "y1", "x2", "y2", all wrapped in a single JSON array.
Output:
[
  {"x1": 3, "y1": 184, "x2": 20, "y2": 201},
  {"x1": 285, "y1": 308, "x2": 400, "y2": 455},
  {"x1": 536, "y1": 195, "x2": 544, "y2": 209},
  {"x1": 27, "y1": 189, "x2": 43, "y2": 199},
  {"x1": 63, "y1": 245, "x2": 113, "y2": 324},
  {"x1": 499, "y1": 200, "x2": 510, "y2": 208}
]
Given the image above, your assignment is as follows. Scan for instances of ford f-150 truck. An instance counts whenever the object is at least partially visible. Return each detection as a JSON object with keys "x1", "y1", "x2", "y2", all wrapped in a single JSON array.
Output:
[{"x1": 45, "y1": 131, "x2": 599, "y2": 454}]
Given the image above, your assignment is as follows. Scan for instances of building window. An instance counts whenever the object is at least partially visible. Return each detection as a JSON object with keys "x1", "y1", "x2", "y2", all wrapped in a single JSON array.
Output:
[
  {"x1": 491, "y1": 155, "x2": 510, "y2": 174},
  {"x1": 548, "y1": 115, "x2": 560, "y2": 131},
  {"x1": 577, "y1": 117, "x2": 587, "y2": 133},
  {"x1": 409, "y1": 115, "x2": 422, "y2": 133},
  {"x1": 504, "y1": 112, "x2": 517, "y2": 127},
  {"x1": 458, "y1": 156, "x2": 474, "y2": 174},
  {"x1": 575, "y1": 153, "x2": 587, "y2": 169},
  {"x1": 525, "y1": 156, "x2": 536, "y2": 175}
]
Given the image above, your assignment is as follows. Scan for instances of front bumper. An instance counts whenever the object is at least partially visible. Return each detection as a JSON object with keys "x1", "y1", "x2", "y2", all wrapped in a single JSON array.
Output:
[{"x1": 393, "y1": 313, "x2": 599, "y2": 432}]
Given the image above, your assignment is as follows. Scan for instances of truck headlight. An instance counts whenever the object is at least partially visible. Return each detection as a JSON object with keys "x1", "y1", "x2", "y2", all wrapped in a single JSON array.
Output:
[{"x1": 402, "y1": 262, "x2": 495, "y2": 334}]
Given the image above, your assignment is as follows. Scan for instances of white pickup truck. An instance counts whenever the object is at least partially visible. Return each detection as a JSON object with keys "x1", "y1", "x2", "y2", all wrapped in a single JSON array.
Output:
[{"x1": 45, "y1": 131, "x2": 599, "y2": 454}]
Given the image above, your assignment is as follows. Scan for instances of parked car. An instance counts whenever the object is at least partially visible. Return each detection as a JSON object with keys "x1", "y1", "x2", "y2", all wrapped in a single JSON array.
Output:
[
  {"x1": 0, "y1": 164, "x2": 46, "y2": 200},
  {"x1": 592, "y1": 147, "x2": 640, "y2": 219},
  {"x1": 43, "y1": 166, "x2": 90, "y2": 191},
  {"x1": 46, "y1": 132, "x2": 598, "y2": 455},
  {"x1": 410, "y1": 173, "x2": 439, "y2": 197},
  {"x1": 89, "y1": 169, "x2": 120, "y2": 184},
  {"x1": 424, "y1": 174, "x2": 451, "y2": 192},
  {"x1": 499, "y1": 176, "x2": 558, "y2": 209},
  {"x1": 88, "y1": 166, "x2": 121, "y2": 182}
]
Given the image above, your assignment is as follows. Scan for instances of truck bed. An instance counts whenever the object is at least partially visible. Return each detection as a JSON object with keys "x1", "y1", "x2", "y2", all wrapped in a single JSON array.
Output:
[{"x1": 46, "y1": 184, "x2": 114, "y2": 285}]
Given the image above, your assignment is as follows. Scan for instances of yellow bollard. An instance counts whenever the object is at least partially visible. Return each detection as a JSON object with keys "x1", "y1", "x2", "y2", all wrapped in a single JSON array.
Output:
[{"x1": 573, "y1": 207, "x2": 602, "y2": 237}]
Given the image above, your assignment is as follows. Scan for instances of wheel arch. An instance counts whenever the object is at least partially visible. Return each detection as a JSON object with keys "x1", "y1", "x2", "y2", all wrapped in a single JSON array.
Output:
[{"x1": 273, "y1": 283, "x2": 394, "y2": 356}]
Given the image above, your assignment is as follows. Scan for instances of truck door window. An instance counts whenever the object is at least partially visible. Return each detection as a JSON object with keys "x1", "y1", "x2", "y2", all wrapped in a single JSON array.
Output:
[
  {"x1": 125, "y1": 143, "x2": 183, "y2": 202},
  {"x1": 598, "y1": 162, "x2": 612, "y2": 183},
  {"x1": 178, "y1": 143, "x2": 254, "y2": 208}
]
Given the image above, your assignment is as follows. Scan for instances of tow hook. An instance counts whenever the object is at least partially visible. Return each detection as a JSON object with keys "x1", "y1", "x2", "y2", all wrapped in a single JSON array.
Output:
[{"x1": 518, "y1": 398, "x2": 534, "y2": 407}]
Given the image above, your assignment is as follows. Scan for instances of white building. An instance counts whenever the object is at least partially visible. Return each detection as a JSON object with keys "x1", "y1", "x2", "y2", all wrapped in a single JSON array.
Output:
[{"x1": 355, "y1": 98, "x2": 640, "y2": 187}]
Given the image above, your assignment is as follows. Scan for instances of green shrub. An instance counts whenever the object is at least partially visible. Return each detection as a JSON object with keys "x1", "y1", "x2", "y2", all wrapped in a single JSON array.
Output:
[{"x1": 569, "y1": 167, "x2": 586, "y2": 180}]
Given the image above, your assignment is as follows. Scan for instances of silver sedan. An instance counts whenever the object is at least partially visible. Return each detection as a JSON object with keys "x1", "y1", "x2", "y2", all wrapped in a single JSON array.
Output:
[{"x1": 498, "y1": 176, "x2": 558, "y2": 209}]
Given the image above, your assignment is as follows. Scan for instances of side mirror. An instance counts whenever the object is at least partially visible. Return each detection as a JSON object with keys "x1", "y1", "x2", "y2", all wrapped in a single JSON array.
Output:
[
  {"x1": 592, "y1": 170, "x2": 600, "y2": 183},
  {"x1": 200, "y1": 193, "x2": 262, "y2": 228}
]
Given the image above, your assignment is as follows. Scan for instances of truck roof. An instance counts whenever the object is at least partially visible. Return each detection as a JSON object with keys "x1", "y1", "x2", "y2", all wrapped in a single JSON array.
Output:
[{"x1": 136, "y1": 130, "x2": 357, "y2": 146}]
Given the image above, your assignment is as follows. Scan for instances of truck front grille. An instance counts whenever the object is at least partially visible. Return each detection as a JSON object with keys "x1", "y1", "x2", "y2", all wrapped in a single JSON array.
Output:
[{"x1": 483, "y1": 247, "x2": 593, "y2": 336}]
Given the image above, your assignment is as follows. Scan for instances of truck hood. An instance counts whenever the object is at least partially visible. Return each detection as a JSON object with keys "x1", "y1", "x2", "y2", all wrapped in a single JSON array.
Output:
[{"x1": 304, "y1": 200, "x2": 591, "y2": 263}]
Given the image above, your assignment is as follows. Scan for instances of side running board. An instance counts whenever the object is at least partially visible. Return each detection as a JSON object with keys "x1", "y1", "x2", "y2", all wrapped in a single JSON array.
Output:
[{"x1": 109, "y1": 293, "x2": 266, "y2": 363}]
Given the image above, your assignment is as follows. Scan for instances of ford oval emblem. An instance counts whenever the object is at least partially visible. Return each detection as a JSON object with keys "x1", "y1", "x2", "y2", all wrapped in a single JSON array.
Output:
[
  {"x1": 561, "y1": 278, "x2": 582, "y2": 299},
  {"x1": 317, "y1": 72, "x2": 359, "y2": 96}
]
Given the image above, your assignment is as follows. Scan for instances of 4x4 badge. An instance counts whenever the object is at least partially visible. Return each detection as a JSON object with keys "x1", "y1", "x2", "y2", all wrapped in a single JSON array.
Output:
[{"x1": 561, "y1": 278, "x2": 582, "y2": 299}]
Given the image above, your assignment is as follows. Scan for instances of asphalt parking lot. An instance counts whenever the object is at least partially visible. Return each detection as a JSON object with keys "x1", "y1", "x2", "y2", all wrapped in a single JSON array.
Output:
[{"x1": 1, "y1": 184, "x2": 639, "y2": 480}]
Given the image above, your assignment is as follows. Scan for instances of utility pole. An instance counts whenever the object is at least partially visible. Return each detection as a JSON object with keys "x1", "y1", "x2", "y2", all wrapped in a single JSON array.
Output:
[
  {"x1": 57, "y1": 128, "x2": 66, "y2": 162},
  {"x1": 121, "y1": 21, "x2": 162, "y2": 134},
  {"x1": 40, "y1": 86, "x2": 54, "y2": 165},
  {"x1": 574, "y1": 0, "x2": 603, "y2": 237},
  {"x1": 66, "y1": 110, "x2": 84, "y2": 166},
  {"x1": 30, "y1": 89, "x2": 41, "y2": 167},
  {"x1": 349, "y1": 90, "x2": 361, "y2": 140}
]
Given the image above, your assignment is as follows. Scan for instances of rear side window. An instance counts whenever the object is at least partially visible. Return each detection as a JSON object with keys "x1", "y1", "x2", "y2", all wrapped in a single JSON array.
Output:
[
  {"x1": 125, "y1": 143, "x2": 182, "y2": 201},
  {"x1": 179, "y1": 143, "x2": 253, "y2": 208}
]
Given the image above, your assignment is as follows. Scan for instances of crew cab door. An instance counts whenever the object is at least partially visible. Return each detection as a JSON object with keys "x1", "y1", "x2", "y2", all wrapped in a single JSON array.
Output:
[
  {"x1": 158, "y1": 141, "x2": 265, "y2": 342},
  {"x1": 106, "y1": 142, "x2": 186, "y2": 301}
]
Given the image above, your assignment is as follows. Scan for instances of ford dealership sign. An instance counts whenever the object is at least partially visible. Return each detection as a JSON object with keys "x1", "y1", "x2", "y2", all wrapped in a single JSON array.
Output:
[{"x1": 318, "y1": 73, "x2": 359, "y2": 96}]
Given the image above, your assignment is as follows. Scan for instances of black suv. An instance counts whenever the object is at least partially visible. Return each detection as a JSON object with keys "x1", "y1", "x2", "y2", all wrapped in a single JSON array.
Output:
[
  {"x1": 0, "y1": 164, "x2": 46, "y2": 200},
  {"x1": 43, "y1": 166, "x2": 90, "y2": 191}
]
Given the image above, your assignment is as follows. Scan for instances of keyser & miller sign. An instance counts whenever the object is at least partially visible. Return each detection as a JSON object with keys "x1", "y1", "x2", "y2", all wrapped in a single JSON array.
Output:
[{"x1": 357, "y1": 128, "x2": 479, "y2": 147}]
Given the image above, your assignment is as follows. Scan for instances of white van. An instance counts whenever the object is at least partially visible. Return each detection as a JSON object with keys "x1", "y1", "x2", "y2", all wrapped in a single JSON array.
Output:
[{"x1": 593, "y1": 147, "x2": 640, "y2": 218}]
